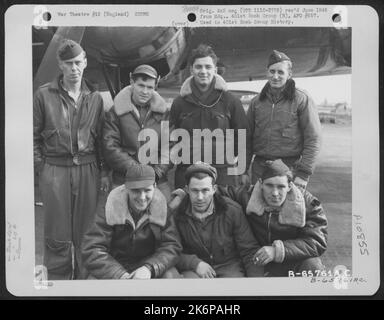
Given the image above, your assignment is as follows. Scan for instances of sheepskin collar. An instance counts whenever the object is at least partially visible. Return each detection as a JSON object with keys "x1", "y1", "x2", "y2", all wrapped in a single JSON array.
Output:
[
  {"x1": 259, "y1": 78, "x2": 296, "y2": 102},
  {"x1": 105, "y1": 185, "x2": 167, "y2": 228},
  {"x1": 113, "y1": 85, "x2": 168, "y2": 116},
  {"x1": 179, "y1": 74, "x2": 227, "y2": 97},
  {"x1": 246, "y1": 181, "x2": 305, "y2": 227}
]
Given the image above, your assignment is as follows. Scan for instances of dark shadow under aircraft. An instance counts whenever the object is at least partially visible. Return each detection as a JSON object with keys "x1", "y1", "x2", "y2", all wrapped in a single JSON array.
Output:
[{"x1": 33, "y1": 26, "x2": 351, "y2": 99}]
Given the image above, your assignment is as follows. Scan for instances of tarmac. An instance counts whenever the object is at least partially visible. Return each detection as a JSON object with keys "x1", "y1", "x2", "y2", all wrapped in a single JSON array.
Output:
[{"x1": 34, "y1": 121, "x2": 352, "y2": 273}]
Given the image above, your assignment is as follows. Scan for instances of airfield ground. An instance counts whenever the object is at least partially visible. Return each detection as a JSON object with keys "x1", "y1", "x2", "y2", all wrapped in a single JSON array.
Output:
[{"x1": 34, "y1": 121, "x2": 352, "y2": 274}]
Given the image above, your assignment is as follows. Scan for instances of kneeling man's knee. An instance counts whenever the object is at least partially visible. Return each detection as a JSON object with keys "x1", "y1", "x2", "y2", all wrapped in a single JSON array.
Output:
[
  {"x1": 297, "y1": 257, "x2": 325, "y2": 273},
  {"x1": 162, "y1": 267, "x2": 182, "y2": 279}
]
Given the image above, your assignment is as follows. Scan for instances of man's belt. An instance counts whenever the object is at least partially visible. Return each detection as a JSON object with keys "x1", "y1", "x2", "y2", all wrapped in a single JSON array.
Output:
[
  {"x1": 254, "y1": 155, "x2": 300, "y2": 162},
  {"x1": 45, "y1": 154, "x2": 97, "y2": 166}
]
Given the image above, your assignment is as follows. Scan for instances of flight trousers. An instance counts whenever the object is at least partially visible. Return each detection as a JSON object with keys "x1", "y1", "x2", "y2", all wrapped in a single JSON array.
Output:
[{"x1": 40, "y1": 162, "x2": 99, "y2": 280}]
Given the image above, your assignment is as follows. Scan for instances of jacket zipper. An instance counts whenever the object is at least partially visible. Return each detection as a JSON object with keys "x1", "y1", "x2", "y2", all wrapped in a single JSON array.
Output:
[
  {"x1": 267, "y1": 212, "x2": 272, "y2": 244},
  {"x1": 61, "y1": 95, "x2": 74, "y2": 155},
  {"x1": 142, "y1": 110, "x2": 151, "y2": 129},
  {"x1": 267, "y1": 103, "x2": 275, "y2": 155},
  {"x1": 187, "y1": 218, "x2": 213, "y2": 261}
]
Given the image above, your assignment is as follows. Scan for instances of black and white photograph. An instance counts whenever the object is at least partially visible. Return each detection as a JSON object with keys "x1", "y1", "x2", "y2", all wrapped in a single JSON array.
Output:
[{"x1": 4, "y1": 5, "x2": 380, "y2": 297}]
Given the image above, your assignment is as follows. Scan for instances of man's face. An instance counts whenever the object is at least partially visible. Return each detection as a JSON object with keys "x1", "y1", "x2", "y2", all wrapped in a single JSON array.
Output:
[
  {"x1": 267, "y1": 61, "x2": 291, "y2": 89},
  {"x1": 58, "y1": 52, "x2": 87, "y2": 84},
  {"x1": 261, "y1": 175, "x2": 292, "y2": 208},
  {"x1": 190, "y1": 56, "x2": 217, "y2": 89},
  {"x1": 131, "y1": 77, "x2": 156, "y2": 106},
  {"x1": 127, "y1": 184, "x2": 155, "y2": 212},
  {"x1": 187, "y1": 176, "x2": 216, "y2": 213}
]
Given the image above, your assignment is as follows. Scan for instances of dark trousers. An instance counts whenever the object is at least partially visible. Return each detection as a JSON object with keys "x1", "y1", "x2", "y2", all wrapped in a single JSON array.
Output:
[
  {"x1": 87, "y1": 267, "x2": 182, "y2": 279},
  {"x1": 265, "y1": 257, "x2": 325, "y2": 277},
  {"x1": 40, "y1": 162, "x2": 99, "y2": 280},
  {"x1": 175, "y1": 165, "x2": 238, "y2": 189},
  {"x1": 182, "y1": 260, "x2": 246, "y2": 278}
]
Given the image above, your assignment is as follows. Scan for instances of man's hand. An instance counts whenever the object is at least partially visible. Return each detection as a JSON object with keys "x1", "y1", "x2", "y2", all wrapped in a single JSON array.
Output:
[
  {"x1": 237, "y1": 174, "x2": 250, "y2": 187},
  {"x1": 195, "y1": 261, "x2": 216, "y2": 278},
  {"x1": 100, "y1": 176, "x2": 111, "y2": 193},
  {"x1": 128, "y1": 266, "x2": 152, "y2": 279},
  {"x1": 253, "y1": 246, "x2": 276, "y2": 266},
  {"x1": 120, "y1": 272, "x2": 131, "y2": 279},
  {"x1": 293, "y1": 177, "x2": 308, "y2": 190}
]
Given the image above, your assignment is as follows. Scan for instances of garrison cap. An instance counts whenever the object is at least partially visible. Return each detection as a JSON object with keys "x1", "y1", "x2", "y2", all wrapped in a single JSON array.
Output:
[
  {"x1": 57, "y1": 39, "x2": 84, "y2": 61},
  {"x1": 262, "y1": 159, "x2": 293, "y2": 181},
  {"x1": 267, "y1": 50, "x2": 291, "y2": 68},
  {"x1": 185, "y1": 162, "x2": 217, "y2": 183}
]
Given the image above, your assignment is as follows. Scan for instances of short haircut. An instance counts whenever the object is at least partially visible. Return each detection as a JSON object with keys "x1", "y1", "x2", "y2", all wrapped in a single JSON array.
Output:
[
  {"x1": 131, "y1": 73, "x2": 157, "y2": 83},
  {"x1": 188, "y1": 44, "x2": 218, "y2": 67},
  {"x1": 187, "y1": 172, "x2": 214, "y2": 185}
]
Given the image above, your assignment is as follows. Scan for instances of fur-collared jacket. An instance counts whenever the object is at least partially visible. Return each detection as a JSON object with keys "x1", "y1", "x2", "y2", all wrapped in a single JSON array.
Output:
[
  {"x1": 218, "y1": 182, "x2": 328, "y2": 263},
  {"x1": 169, "y1": 75, "x2": 252, "y2": 169},
  {"x1": 172, "y1": 193, "x2": 262, "y2": 277},
  {"x1": 248, "y1": 79, "x2": 322, "y2": 180},
  {"x1": 82, "y1": 186, "x2": 182, "y2": 279},
  {"x1": 103, "y1": 85, "x2": 171, "y2": 185}
]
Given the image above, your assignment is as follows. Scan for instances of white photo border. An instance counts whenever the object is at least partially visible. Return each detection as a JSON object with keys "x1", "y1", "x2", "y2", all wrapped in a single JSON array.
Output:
[{"x1": 4, "y1": 4, "x2": 380, "y2": 296}]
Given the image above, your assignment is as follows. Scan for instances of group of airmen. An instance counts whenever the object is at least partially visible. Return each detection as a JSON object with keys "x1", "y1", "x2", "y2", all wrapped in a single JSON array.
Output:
[{"x1": 34, "y1": 39, "x2": 327, "y2": 280}]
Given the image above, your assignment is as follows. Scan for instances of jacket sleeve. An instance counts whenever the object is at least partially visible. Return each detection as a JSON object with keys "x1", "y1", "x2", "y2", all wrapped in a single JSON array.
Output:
[
  {"x1": 94, "y1": 93, "x2": 109, "y2": 176},
  {"x1": 229, "y1": 95, "x2": 253, "y2": 172},
  {"x1": 176, "y1": 253, "x2": 203, "y2": 272},
  {"x1": 143, "y1": 214, "x2": 182, "y2": 278},
  {"x1": 247, "y1": 97, "x2": 256, "y2": 158},
  {"x1": 103, "y1": 107, "x2": 139, "y2": 172},
  {"x1": 280, "y1": 194, "x2": 328, "y2": 261},
  {"x1": 33, "y1": 90, "x2": 45, "y2": 171},
  {"x1": 81, "y1": 193, "x2": 128, "y2": 279},
  {"x1": 169, "y1": 97, "x2": 181, "y2": 129},
  {"x1": 216, "y1": 185, "x2": 251, "y2": 213},
  {"x1": 231, "y1": 204, "x2": 264, "y2": 277},
  {"x1": 296, "y1": 92, "x2": 322, "y2": 180},
  {"x1": 153, "y1": 109, "x2": 173, "y2": 181}
]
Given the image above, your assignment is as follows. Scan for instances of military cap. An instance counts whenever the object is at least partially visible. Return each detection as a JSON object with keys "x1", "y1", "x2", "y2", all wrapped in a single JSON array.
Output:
[
  {"x1": 132, "y1": 64, "x2": 158, "y2": 79},
  {"x1": 267, "y1": 50, "x2": 291, "y2": 67},
  {"x1": 125, "y1": 164, "x2": 156, "y2": 189},
  {"x1": 185, "y1": 161, "x2": 217, "y2": 183},
  {"x1": 262, "y1": 159, "x2": 293, "y2": 181},
  {"x1": 57, "y1": 39, "x2": 84, "y2": 61}
]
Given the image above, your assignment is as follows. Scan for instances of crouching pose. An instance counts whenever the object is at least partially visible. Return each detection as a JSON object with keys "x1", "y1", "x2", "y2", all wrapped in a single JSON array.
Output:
[
  {"x1": 221, "y1": 159, "x2": 328, "y2": 276},
  {"x1": 170, "y1": 159, "x2": 328, "y2": 277},
  {"x1": 82, "y1": 164, "x2": 182, "y2": 279},
  {"x1": 170, "y1": 162, "x2": 263, "y2": 278}
]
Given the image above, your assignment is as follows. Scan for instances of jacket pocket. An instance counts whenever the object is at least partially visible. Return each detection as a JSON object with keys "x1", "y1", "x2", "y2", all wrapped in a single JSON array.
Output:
[
  {"x1": 41, "y1": 128, "x2": 58, "y2": 140},
  {"x1": 179, "y1": 111, "x2": 196, "y2": 129},
  {"x1": 41, "y1": 128, "x2": 59, "y2": 150},
  {"x1": 210, "y1": 110, "x2": 230, "y2": 129},
  {"x1": 282, "y1": 127, "x2": 297, "y2": 140}
]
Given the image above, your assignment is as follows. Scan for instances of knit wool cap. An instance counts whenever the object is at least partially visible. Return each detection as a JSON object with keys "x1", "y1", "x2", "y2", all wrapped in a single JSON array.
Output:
[
  {"x1": 125, "y1": 164, "x2": 156, "y2": 189},
  {"x1": 57, "y1": 39, "x2": 84, "y2": 60},
  {"x1": 185, "y1": 162, "x2": 217, "y2": 183},
  {"x1": 262, "y1": 159, "x2": 293, "y2": 181},
  {"x1": 267, "y1": 50, "x2": 291, "y2": 68}
]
